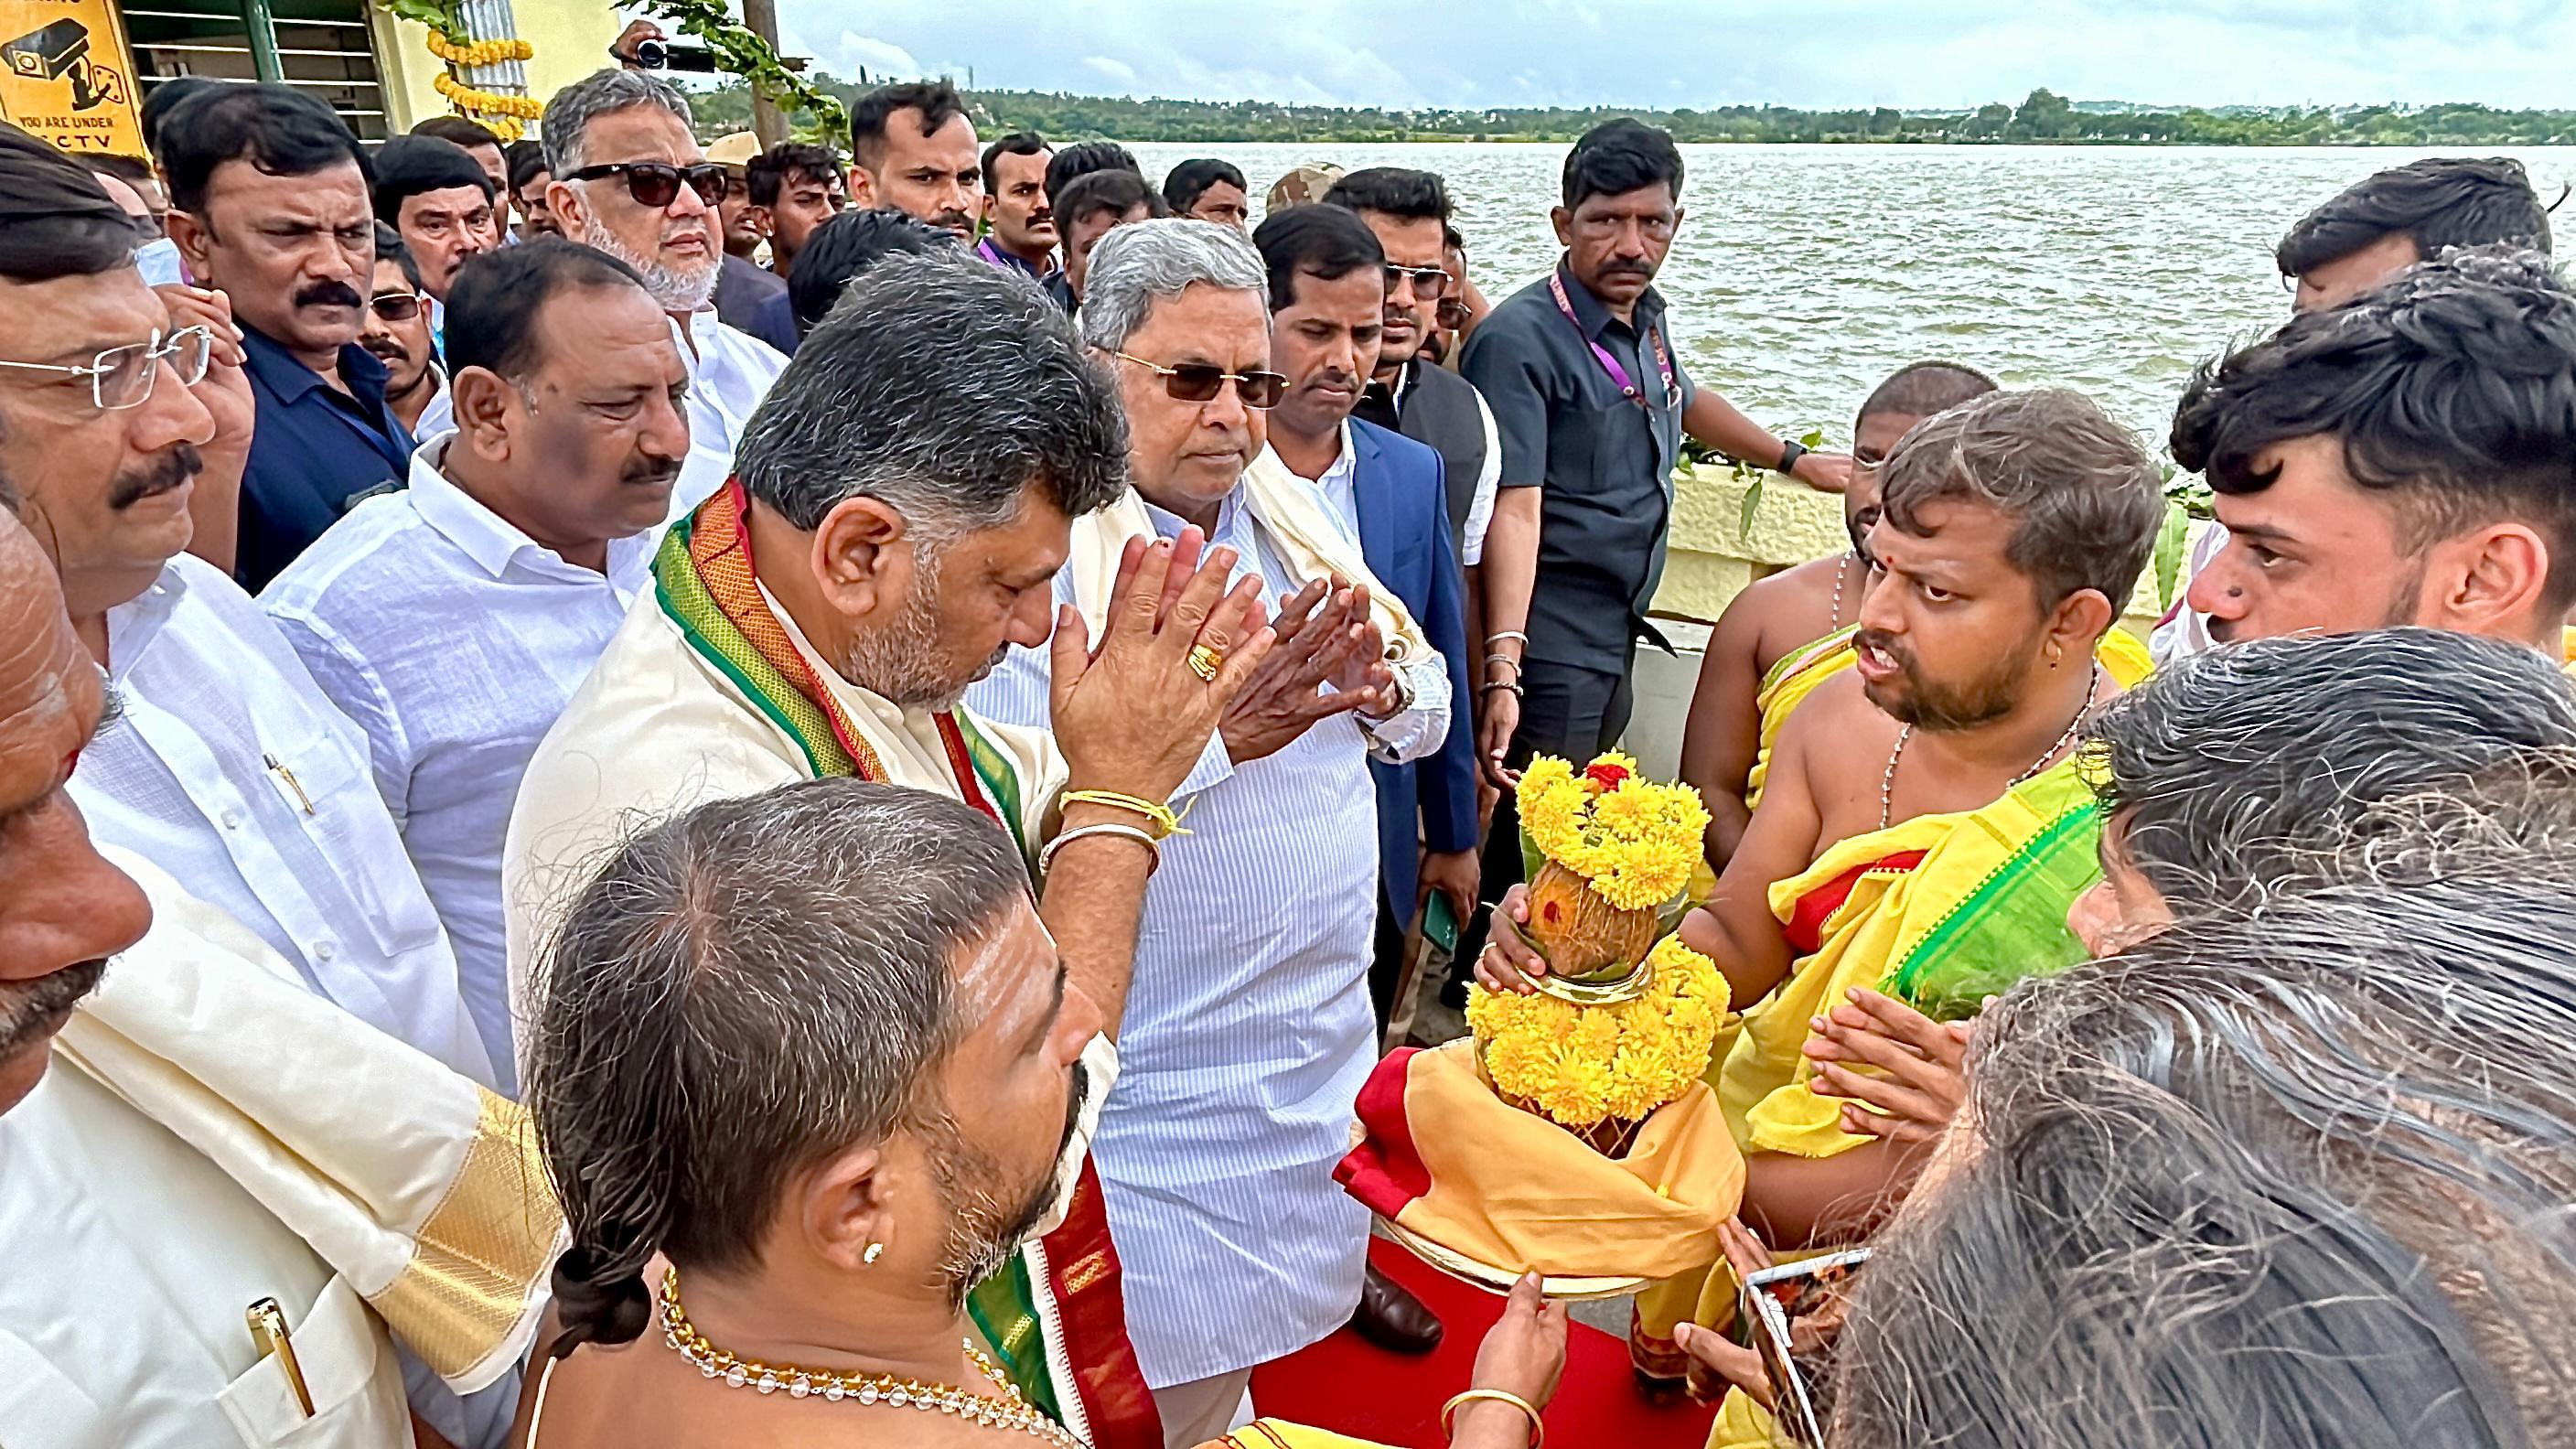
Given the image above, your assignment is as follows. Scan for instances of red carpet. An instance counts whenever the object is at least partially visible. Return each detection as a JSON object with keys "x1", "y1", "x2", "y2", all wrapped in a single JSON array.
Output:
[{"x1": 1250, "y1": 1239, "x2": 1720, "y2": 1447}]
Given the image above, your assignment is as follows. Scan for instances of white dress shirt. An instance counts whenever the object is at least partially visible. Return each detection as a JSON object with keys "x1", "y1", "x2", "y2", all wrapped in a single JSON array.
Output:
[
  {"x1": 414, "y1": 308, "x2": 786, "y2": 521},
  {"x1": 70, "y1": 552, "x2": 494, "y2": 1087},
  {"x1": 2149, "y1": 520, "x2": 2227, "y2": 668},
  {"x1": 1391, "y1": 363, "x2": 1502, "y2": 565},
  {"x1": 0, "y1": 1055, "x2": 413, "y2": 1448},
  {"x1": 1297, "y1": 425, "x2": 1455, "y2": 762},
  {"x1": 263, "y1": 438, "x2": 656, "y2": 1089},
  {"x1": 966, "y1": 478, "x2": 1444, "y2": 1389}
]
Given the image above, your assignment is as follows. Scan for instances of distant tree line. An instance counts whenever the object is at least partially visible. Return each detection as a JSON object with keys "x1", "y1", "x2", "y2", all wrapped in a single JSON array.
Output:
[{"x1": 688, "y1": 80, "x2": 2576, "y2": 147}]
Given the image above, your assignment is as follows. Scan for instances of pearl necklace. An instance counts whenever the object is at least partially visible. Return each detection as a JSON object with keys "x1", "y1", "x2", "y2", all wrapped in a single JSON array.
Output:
[
  {"x1": 1830, "y1": 552, "x2": 1855, "y2": 633},
  {"x1": 1880, "y1": 664, "x2": 2100, "y2": 830},
  {"x1": 656, "y1": 1269, "x2": 1087, "y2": 1447}
]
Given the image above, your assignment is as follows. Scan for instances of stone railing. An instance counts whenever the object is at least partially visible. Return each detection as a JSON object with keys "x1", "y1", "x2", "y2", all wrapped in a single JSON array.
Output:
[
  {"x1": 1618, "y1": 467, "x2": 2184, "y2": 779},
  {"x1": 1649, "y1": 466, "x2": 2174, "y2": 634}
]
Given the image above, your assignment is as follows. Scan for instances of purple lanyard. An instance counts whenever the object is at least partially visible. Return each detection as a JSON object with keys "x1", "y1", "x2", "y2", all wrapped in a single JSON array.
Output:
[{"x1": 1549, "y1": 269, "x2": 1679, "y2": 410}]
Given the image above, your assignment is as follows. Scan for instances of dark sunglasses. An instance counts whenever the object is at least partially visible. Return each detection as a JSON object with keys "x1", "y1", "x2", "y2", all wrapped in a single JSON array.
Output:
[
  {"x1": 1386, "y1": 263, "x2": 1451, "y2": 300},
  {"x1": 1114, "y1": 351, "x2": 1286, "y2": 409},
  {"x1": 566, "y1": 161, "x2": 729, "y2": 209},
  {"x1": 369, "y1": 293, "x2": 424, "y2": 322}
]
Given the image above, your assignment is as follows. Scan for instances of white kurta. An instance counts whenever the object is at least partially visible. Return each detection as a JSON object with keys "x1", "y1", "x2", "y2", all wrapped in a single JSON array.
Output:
[
  {"x1": 70, "y1": 552, "x2": 493, "y2": 1088},
  {"x1": 967, "y1": 479, "x2": 1446, "y2": 1389}
]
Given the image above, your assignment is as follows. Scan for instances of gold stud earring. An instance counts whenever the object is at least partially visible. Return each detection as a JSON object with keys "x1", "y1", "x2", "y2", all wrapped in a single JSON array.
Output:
[{"x1": 863, "y1": 1242, "x2": 886, "y2": 1266}]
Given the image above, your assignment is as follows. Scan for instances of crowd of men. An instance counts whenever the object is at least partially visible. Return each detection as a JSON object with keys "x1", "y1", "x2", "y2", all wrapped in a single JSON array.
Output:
[{"x1": 0, "y1": 45, "x2": 2571, "y2": 1449}]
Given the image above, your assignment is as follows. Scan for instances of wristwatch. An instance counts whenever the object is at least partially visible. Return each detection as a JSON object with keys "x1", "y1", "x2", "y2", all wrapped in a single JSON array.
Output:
[{"x1": 1775, "y1": 437, "x2": 1807, "y2": 477}]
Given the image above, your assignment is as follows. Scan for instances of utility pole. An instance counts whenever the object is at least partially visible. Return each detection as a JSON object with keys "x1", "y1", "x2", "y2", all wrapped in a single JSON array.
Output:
[{"x1": 742, "y1": 0, "x2": 787, "y2": 149}]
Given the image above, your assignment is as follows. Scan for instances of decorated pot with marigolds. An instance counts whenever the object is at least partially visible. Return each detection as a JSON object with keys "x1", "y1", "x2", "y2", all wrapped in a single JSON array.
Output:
[{"x1": 1466, "y1": 753, "x2": 1724, "y2": 1150}]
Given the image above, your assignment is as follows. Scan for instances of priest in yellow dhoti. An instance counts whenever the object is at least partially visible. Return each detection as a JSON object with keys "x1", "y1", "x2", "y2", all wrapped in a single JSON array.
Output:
[
  {"x1": 1481, "y1": 390, "x2": 2166, "y2": 1438},
  {"x1": 504, "y1": 251, "x2": 1279, "y2": 1449},
  {"x1": 0, "y1": 509, "x2": 556, "y2": 1448}
]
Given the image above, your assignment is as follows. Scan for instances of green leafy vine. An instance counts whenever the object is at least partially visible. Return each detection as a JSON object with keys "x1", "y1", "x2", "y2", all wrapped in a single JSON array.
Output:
[{"x1": 642, "y1": 0, "x2": 848, "y2": 145}]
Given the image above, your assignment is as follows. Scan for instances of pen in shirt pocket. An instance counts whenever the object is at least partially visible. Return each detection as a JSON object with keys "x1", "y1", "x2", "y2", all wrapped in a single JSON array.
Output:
[
  {"x1": 246, "y1": 1296, "x2": 315, "y2": 1418},
  {"x1": 262, "y1": 753, "x2": 316, "y2": 816}
]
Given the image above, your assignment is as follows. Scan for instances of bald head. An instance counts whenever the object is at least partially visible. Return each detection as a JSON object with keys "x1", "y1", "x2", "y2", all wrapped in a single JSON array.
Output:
[{"x1": 0, "y1": 510, "x2": 151, "y2": 1115}]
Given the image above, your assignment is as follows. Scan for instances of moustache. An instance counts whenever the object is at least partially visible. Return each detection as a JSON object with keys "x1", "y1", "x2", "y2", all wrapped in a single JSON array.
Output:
[
  {"x1": 1026, "y1": 209, "x2": 1055, "y2": 228},
  {"x1": 359, "y1": 336, "x2": 410, "y2": 364},
  {"x1": 0, "y1": 957, "x2": 108, "y2": 1062},
  {"x1": 932, "y1": 209, "x2": 975, "y2": 232},
  {"x1": 622, "y1": 456, "x2": 682, "y2": 488},
  {"x1": 108, "y1": 445, "x2": 203, "y2": 510},
  {"x1": 1854, "y1": 628, "x2": 1922, "y2": 682},
  {"x1": 294, "y1": 280, "x2": 364, "y2": 311}
]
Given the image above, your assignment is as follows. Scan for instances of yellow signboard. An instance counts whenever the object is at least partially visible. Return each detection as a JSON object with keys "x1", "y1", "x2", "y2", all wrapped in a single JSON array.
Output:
[{"x1": 0, "y1": 0, "x2": 145, "y2": 156}]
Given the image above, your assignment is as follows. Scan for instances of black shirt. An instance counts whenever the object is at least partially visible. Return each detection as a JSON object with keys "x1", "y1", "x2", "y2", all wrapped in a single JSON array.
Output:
[{"x1": 1459, "y1": 261, "x2": 1694, "y2": 672}]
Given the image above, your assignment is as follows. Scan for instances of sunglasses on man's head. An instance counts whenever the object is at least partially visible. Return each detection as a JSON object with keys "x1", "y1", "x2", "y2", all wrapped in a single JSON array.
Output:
[
  {"x1": 566, "y1": 161, "x2": 729, "y2": 209},
  {"x1": 369, "y1": 293, "x2": 424, "y2": 322},
  {"x1": 1386, "y1": 263, "x2": 1451, "y2": 301},
  {"x1": 1113, "y1": 352, "x2": 1287, "y2": 410}
]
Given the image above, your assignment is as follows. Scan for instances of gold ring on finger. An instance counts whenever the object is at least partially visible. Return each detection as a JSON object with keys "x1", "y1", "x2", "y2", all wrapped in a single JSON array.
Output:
[{"x1": 1186, "y1": 643, "x2": 1224, "y2": 682}]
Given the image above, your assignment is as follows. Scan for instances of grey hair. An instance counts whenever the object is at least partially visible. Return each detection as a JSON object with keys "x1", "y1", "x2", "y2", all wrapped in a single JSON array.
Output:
[
  {"x1": 2085, "y1": 627, "x2": 2576, "y2": 913},
  {"x1": 1832, "y1": 861, "x2": 2576, "y2": 1447},
  {"x1": 736, "y1": 248, "x2": 1129, "y2": 535},
  {"x1": 522, "y1": 778, "x2": 1030, "y2": 1352},
  {"x1": 1079, "y1": 217, "x2": 1267, "y2": 354},
  {"x1": 539, "y1": 68, "x2": 693, "y2": 179},
  {"x1": 1877, "y1": 388, "x2": 2164, "y2": 610}
]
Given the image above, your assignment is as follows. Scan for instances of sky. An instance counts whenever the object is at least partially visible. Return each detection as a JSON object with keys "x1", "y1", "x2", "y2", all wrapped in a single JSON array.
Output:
[{"x1": 767, "y1": 0, "x2": 2576, "y2": 113}]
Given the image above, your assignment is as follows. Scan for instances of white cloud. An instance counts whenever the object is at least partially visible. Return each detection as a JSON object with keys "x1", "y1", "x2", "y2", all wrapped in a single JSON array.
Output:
[
  {"x1": 828, "y1": 30, "x2": 923, "y2": 82},
  {"x1": 776, "y1": 0, "x2": 2576, "y2": 111}
]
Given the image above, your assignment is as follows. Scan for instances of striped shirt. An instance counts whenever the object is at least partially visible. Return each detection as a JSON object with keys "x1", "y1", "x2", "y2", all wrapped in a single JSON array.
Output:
[{"x1": 967, "y1": 480, "x2": 1445, "y2": 1386}]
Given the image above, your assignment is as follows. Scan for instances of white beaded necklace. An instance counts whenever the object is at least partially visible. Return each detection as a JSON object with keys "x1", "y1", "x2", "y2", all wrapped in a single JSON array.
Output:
[{"x1": 1880, "y1": 664, "x2": 2100, "y2": 830}]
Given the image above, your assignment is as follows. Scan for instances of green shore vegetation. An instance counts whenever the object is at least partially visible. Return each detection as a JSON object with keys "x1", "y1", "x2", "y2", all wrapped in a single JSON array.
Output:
[{"x1": 693, "y1": 80, "x2": 2576, "y2": 147}]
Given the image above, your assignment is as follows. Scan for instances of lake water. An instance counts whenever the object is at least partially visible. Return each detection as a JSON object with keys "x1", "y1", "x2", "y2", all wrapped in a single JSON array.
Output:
[{"x1": 1126, "y1": 142, "x2": 2576, "y2": 446}]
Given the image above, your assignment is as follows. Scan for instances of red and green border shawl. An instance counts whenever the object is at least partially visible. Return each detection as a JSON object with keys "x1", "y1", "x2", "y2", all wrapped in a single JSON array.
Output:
[{"x1": 650, "y1": 479, "x2": 1160, "y2": 1449}]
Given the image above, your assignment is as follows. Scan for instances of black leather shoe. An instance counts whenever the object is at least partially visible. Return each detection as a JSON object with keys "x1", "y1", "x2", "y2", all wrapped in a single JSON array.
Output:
[{"x1": 1349, "y1": 1261, "x2": 1444, "y2": 1354}]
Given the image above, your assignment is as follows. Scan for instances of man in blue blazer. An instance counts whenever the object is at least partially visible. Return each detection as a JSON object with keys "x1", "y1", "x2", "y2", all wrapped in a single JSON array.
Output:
[
  {"x1": 1253, "y1": 199, "x2": 1477, "y2": 1354},
  {"x1": 1252, "y1": 203, "x2": 1480, "y2": 1026}
]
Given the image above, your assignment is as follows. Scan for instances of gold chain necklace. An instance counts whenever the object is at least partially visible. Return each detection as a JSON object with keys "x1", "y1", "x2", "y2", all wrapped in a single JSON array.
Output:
[
  {"x1": 1880, "y1": 664, "x2": 2099, "y2": 830},
  {"x1": 656, "y1": 1268, "x2": 1087, "y2": 1447}
]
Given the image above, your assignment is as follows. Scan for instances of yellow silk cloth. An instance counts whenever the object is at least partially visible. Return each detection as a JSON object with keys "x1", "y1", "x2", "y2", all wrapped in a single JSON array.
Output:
[
  {"x1": 1203, "y1": 1422, "x2": 1397, "y2": 1448},
  {"x1": 1065, "y1": 445, "x2": 1433, "y2": 671},
  {"x1": 1744, "y1": 625, "x2": 2152, "y2": 808},
  {"x1": 56, "y1": 849, "x2": 561, "y2": 1392},
  {"x1": 1337, "y1": 1039, "x2": 1745, "y2": 1283},
  {"x1": 1725, "y1": 759, "x2": 2099, "y2": 1158}
]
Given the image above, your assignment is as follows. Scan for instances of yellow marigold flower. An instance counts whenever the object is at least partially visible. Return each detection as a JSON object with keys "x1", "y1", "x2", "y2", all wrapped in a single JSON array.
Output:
[{"x1": 1472, "y1": 932, "x2": 1729, "y2": 1134}]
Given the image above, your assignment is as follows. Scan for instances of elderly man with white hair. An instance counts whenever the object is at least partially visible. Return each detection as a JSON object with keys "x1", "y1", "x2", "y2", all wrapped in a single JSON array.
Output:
[
  {"x1": 417, "y1": 68, "x2": 784, "y2": 515},
  {"x1": 969, "y1": 218, "x2": 1456, "y2": 1444}
]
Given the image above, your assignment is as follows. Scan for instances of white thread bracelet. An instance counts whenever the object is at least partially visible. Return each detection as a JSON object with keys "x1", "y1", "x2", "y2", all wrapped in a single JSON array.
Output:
[{"x1": 1040, "y1": 821, "x2": 1161, "y2": 878}]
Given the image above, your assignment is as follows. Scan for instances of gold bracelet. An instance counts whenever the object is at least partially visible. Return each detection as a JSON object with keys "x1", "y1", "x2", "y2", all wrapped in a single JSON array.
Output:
[
  {"x1": 1441, "y1": 1389, "x2": 1544, "y2": 1449},
  {"x1": 1038, "y1": 821, "x2": 1160, "y2": 878},
  {"x1": 1059, "y1": 789, "x2": 1189, "y2": 840}
]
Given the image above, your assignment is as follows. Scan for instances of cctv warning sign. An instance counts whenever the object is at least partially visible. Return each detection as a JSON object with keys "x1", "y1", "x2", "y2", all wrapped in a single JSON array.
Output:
[{"x1": 0, "y1": 0, "x2": 145, "y2": 155}]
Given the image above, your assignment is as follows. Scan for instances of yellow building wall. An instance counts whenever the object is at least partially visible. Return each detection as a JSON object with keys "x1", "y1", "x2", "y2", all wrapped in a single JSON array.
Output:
[{"x1": 370, "y1": 1, "x2": 626, "y2": 134}]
